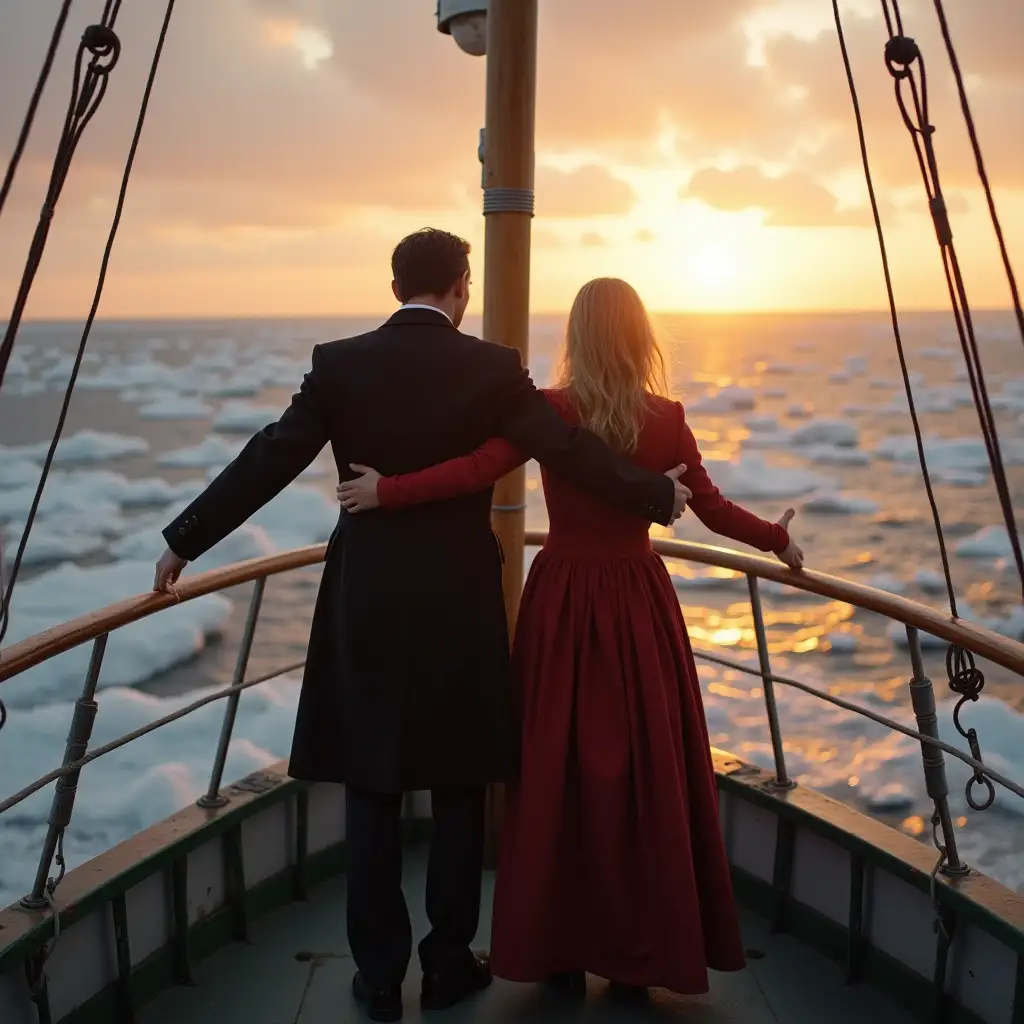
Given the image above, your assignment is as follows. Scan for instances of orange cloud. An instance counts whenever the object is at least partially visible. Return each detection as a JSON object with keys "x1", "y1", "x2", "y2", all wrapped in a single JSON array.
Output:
[
  {"x1": 685, "y1": 165, "x2": 870, "y2": 227},
  {"x1": 0, "y1": 0, "x2": 1022, "y2": 317},
  {"x1": 536, "y1": 165, "x2": 636, "y2": 218}
]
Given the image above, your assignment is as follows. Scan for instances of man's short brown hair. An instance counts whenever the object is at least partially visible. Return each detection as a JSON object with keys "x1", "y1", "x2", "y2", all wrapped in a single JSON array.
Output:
[{"x1": 391, "y1": 228, "x2": 471, "y2": 301}]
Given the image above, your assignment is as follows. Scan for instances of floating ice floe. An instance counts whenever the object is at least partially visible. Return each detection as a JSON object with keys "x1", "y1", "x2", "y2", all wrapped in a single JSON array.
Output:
[
  {"x1": 862, "y1": 783, "x2": 915, "y2": 812},
  {"x1": 823, "y1": 631, "x2": 858, "y2": 654},
  {"x1": 954, "y1": 526, "x2": 1016, "y2": 560},
  {"x1": 0, "y1": 559, "x2": 233, "y2": 708},
  {"x1": 158, "y1": 436, "x2": 244, "y2": 469},
  {"x1": 137, "y1": 395, "x2": 213, "y2": 420},
  {"x1": 886, "y1": 599, "x2": 1024, "y2": 647},
  {"x1": 701, "y1": 453, "x2": 834, "y2": 500},
  {"x1": 867, "y1": 573, "x2": 907, "y2": 596},
  {"x1": 801, "y1": 491, "x2": 879, "y2": 515},
  {"x1": 805, "y1": 445, "x2": 871, "y2": 467},
  {"x1": 213, "y1": 401, "x2": 283, "y2": 434},
  {"x1": 914, "y1": 569, "x2": 948, "y2": 594},
  {"x1": 789, "y1": 420, "x2": 859, "y2": 448},
  {"x1": 689, "y1": 385, "x2": 757, "y2": 414},
  {"x1": 874, "y1": 434, "x2": 1024, "y2": 473},
  {"x1": 1, "y1": 429, "x2": 149, "y2": 466},
  {"x1": 0, "y1": 672, "x2": 303, "y2": 907}
]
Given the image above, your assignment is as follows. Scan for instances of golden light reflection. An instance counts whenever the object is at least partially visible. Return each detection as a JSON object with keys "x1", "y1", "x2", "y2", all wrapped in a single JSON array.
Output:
[
  {"x1": 792, "y1": 636, "x2": 820, "y2": 654},
  {"x1": 710, "y1": 627, "x2": 744, "y2": 647},
  {"x1": 691, "y1": 428, "x2": 720, "y2": 443},
  {"x1": 707, "y1": 682, "x2": 751, "y2": 700},
  {"x1": 903, "y1": 816, "x2": 926, "y2": 836},
  {"x1": 848, "y1": 776, "x2": 860, "y2": 787},
  {"x1": 956, "y1": 816, "x2": 968, "y2": 828},
  {"x1": 683, "y1": 596, "x2": 854, "y2": 660}
]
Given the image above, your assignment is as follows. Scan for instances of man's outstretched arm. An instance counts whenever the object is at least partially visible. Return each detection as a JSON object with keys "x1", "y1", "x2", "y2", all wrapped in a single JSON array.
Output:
[
  {"x1": 488, "y1": 348, "x2": 680, "y2": 525},
  {"x1": 160, "y1": 346, "x2": 331, "y2": 567}
]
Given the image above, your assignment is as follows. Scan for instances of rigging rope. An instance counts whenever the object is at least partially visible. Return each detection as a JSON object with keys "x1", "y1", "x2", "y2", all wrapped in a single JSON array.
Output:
[
  {"x1": 0, "y1": 0, "x2": 177, "y2": 739},
  {"x1": 833, "y1": 0, "x2": 1021, "y2": 817},
  {"x1": 0, "y1": 0, "x2": 74, "y2": 222},
  {"x1": 929, "y1": 0, "x2": 1024, "y2": 351},
  {"x1": 879, "y1": 0, "x2": 1024, "y2": 601},
  {"x1": 829, "y1": 0, "x2": 959, "y2": 621},
  {"x1": 0, "y1": 10, "x2": 124, "y2": 391}
]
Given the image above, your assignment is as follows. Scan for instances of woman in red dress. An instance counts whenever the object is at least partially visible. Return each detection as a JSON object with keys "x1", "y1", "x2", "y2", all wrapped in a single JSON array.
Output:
[{"x1": 337, "y1": 278, "x2": 804, "y2": 998}]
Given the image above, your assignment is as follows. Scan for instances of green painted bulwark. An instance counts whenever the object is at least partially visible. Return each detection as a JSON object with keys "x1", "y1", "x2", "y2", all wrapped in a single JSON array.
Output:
[
  {"x1": 0, "y1": 752, "x2": 1020, "y2": 1024},
  {"x1": 711, "y1": 751, "x2": 1024, "y2": 956}
]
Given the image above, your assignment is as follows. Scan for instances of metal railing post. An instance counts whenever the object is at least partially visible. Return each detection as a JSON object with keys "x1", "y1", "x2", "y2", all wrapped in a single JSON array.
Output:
[
  {"x1": 21, "y1": 633, "x2": 108, "y2": 909},
  {"x1": 905, "y1": 626, "x2": 968, "y2": 875},
  {"x1": 197, "y1": 578, "x2": 266, "y2": 809},
  {"x1": 746, "y1": 575, "x2": 794, "y2": 789}
]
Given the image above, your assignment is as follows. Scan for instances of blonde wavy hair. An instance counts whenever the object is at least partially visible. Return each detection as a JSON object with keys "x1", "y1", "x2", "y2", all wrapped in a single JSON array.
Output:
[{"x1": 555, "y1": 277, "x2": 668, "y2": 454}]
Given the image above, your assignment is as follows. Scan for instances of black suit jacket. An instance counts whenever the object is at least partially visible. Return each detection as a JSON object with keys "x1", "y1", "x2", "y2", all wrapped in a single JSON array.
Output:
[{"x1": 162, "y1": 308, "x2": 675, "y2": 791}]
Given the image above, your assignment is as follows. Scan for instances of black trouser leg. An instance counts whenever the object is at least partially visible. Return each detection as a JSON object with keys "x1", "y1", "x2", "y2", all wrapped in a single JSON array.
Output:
[
  {"x1": 417, "y1": 785, "x2": 486, "y2": 975},
  {"x1": 345, "y1": 786, "x2": 411, "y2": 988}
]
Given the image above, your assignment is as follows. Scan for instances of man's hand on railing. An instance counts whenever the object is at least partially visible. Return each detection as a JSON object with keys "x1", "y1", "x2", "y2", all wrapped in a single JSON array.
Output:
[
  {"x1": 774, "y1": 509, "x2": 804, "y2": 570},
  {"x1": 153, "y1": 547, "x2": 188, "y2": 593}
]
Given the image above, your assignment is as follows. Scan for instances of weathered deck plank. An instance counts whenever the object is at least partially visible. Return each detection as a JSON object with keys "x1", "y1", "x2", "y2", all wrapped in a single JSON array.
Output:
[{"x1": 139, "y1": 848, "x2": 918, "y2": 1024}]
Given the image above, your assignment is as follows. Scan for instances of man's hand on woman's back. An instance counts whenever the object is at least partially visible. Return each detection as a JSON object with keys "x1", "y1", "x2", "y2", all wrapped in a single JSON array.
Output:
[{"x1": 665, "y1": 463, "x2": 692, "y2": 523}]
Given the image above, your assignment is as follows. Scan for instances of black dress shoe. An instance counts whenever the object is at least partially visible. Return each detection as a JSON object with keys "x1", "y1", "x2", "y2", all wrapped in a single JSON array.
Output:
[
  {"x1": 546, "y1": 971, "x2": 586, "y2": 999},
  {"x1": 421, "y1": 950, "x2": 493, "y2": 1011},
  {"x1": 352, "y1": 971, "x2": 403, "y2": 1022},
  {"x1": 608, "y1": 981, "x2": 648, "y2": 1002}
]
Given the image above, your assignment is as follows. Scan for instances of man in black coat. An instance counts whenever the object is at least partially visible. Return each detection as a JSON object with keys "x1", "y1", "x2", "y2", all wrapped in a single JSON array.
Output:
[{"x1": 154, "y1": 228, "x2": 689, "y2": 1022}]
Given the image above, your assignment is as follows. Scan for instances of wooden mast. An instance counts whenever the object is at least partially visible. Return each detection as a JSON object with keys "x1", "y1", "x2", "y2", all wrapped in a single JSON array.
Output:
[{"x1": 481, "y1": 0, "x2": 539, "y2": 863}]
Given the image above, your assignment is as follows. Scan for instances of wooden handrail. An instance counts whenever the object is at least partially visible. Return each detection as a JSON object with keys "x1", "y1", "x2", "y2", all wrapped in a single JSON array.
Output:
[
  {"x1": 1, "y1": 534, "x2": 1022, "y2": 684},
  {"x1": 0, "y1": 545, "x2": 328, "y2": 683}
]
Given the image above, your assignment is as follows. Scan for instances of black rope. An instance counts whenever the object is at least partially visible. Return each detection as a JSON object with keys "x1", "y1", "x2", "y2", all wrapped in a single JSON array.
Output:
[
  {"x1": 879, "y1": 0, "x2": 1024, "y2": 601},
  {"x1": 0, "y1": 0, "x2": 177, "y2": 663},
  {"x1": 929, "y1": 0, "x2": 1024, "y2": 350},
  {"x1": 830, "y1": 0, "x2": 959, "y2": 621},
  {"x1": 0, "y1": 17, "x2": 123, "y2": 392},
  {"x1": 0, "y1": 0, "x2": 74, "y2": 221},
  {"x1": 945, "y1": 645, "x2": 995, "y2": 810}
]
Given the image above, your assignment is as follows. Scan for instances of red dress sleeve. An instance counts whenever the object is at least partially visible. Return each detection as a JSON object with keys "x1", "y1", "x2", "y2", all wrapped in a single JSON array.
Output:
[
  {"x1": 377, "y1": 436, "x2": 526, "y2": 509},
  {"x1": 674, "y1": 403, "x2": 790, "y2": 554}
]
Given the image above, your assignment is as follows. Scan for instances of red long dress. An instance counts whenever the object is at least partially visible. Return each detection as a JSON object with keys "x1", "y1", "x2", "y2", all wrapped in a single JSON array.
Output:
[{"x1": 376, "y1": 390, "x2": 789, "y2": 994}]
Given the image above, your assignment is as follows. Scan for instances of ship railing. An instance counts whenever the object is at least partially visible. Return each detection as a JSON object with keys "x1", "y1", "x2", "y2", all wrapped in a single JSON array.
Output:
[{"x1": 1, "y1": 533, "x2": 1022, "y2": 915}]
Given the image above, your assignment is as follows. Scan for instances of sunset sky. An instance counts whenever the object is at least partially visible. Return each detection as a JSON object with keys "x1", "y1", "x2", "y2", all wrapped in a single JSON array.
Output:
[{"x1": 1, "y1": 0, "x2": 1022, "y2": 318}]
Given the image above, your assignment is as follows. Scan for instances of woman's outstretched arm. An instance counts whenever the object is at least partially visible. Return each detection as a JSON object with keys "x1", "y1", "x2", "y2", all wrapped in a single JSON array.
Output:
[
  {"x1": 338, "y1": 436, "x2": 527, "y2": 512},
  {"x1": 674, "y1": 403, "x2": 800, "y2": 561}
]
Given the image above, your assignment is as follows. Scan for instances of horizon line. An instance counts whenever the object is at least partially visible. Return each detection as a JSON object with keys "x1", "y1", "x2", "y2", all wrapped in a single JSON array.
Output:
[{"x1": 12, "y1": 305, "x2": 1021, "y2": 323}]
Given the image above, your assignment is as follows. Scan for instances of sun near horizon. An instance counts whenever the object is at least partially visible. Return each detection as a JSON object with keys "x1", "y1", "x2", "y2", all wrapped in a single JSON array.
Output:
[{"x1": 1, "y1": 0, "x2": 1022, "y2": 322}]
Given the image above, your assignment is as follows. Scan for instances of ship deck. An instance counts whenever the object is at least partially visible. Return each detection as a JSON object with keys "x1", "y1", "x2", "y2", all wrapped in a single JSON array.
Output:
[{"x1": 138, "y1": 844, "x2": 918, "y2": 1024}]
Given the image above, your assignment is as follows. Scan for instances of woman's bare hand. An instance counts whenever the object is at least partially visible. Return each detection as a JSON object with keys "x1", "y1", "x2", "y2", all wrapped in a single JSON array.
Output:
[
  {"x1": 337, "y1": 463, "x2": 383, "y2": 513},
  {"x1": 775, "y1": 508, "x2": 804, "y2": 569}
]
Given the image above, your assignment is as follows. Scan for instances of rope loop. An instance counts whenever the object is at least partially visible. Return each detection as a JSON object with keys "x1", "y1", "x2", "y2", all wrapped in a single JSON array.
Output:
[
  {"x1": 946, "y1": 644, "x2": 996, "y2": 810},
  {"x1": 884, "y1": 34, "x2": 920, "y2": 78},
  {"x1": 946, "y1": 643, "x2": 984, "y2": 703},
  {"x1": 82, "y1": 24, "x2": 121, "y2": 72}
]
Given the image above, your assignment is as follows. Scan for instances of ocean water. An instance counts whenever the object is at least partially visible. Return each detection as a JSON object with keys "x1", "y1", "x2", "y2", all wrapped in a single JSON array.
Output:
[{"x1": 0, "y1": 310, "x2": 1022, "y2": 908}]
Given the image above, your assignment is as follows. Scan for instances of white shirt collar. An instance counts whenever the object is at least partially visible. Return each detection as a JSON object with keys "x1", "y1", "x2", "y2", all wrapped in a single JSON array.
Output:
[{"x1": 397, "y1": 303, "x2": 452, "y2": 325}]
